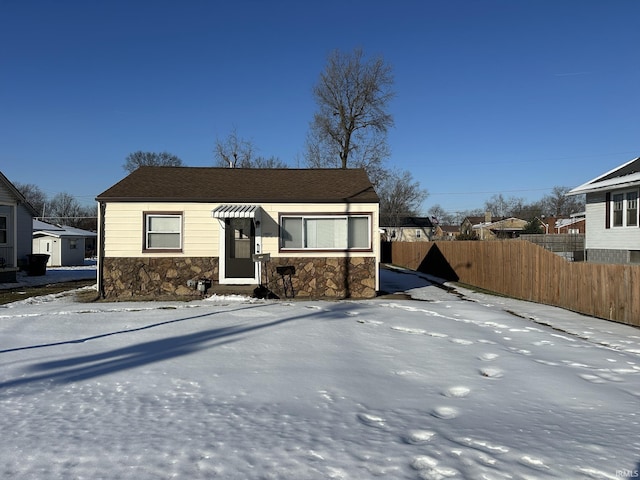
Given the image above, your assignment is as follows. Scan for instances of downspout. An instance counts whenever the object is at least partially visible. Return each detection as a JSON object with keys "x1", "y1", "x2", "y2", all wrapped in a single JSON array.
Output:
[{"x1": 98, "y1": 201, "x2": 106, "y2": 298}]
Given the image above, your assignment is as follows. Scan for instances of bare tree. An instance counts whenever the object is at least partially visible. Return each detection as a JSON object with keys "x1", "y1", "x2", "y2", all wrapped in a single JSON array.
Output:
[
  {"x1": 123, "y1": 151, "x2": 183, "y2": 173},
  {"x1": 214, "y1": 129, "x2": 287, "y2": 168},
  {"x1": 251, "y1": 156, "x2": 288, "y2": 169},
  {"x1": 378, "y1": 169, "x2": 428, "y2": 238},
  {"x1": 214, "y1": 128, "x2": 255, "y2": 168},
  {"x1": 541, "y1": 186, "x2": 585, "y2": 216},
  {"x1": 47, "y1": 192, "x2": 82, "y2": 225},
  {"x1": 305, "y1": 48, "x2": 394, "y2": 183},
  {"x1": 13, "y1": 182, "x2": 47, "y2": 217},
  {"x1": 484, "y1": 194, "x2": 526, "y2": 218},
  {"x1": 428, "y1": 204, "x2": 454, "y2": 225}
]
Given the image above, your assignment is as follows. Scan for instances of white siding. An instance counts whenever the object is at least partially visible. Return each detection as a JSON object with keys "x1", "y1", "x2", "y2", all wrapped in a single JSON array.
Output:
[
  {"x1": 0, "y1": 182, "x2": 15, "y2": 204},
  {"x1": 103, "y1": 201, "x2": 379, "y2": 261},
  {"x1": 103, "y1": 202, "x2": 221, "y2": 257},
  {"x1": 586, "y1": 191, "x2": 640, "y2": 250}
]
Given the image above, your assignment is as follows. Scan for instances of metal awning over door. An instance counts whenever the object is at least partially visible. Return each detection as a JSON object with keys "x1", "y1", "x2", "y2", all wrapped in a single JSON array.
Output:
[{"x1": 212, "y1": 205, "x2": 259, "y2": 218}]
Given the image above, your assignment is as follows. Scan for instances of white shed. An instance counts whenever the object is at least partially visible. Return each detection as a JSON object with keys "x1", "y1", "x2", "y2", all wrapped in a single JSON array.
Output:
[{"x1": 32, "y1": 220, "x2": 97, "y2": 267}]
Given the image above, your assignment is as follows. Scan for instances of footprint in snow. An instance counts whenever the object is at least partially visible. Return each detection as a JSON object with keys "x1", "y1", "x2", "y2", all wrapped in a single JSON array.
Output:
[
  {"x1": 479, "y1": 367, "x2": 503, "y2": 378},
  {"x1": 578, "y1": 373, "x2": 624, "y2": 384},
  {"x1": 442, "y1": 386, "x2": 471, "y2": 398},
  {"x1": 357, "y1": 412, "x2": 386, "y2": 428},
  {"x1": 431, "y1": 406, "x2": 459, "y2": 419},
  {"x1": 519, "y1": 455, "x2": 549, "y2": 471},
  {"x1": 478, "y1": 353, "x2": 499, "y2": 361},
  {"x1": 403, "y1": 429, "x2": 436, "y2": 444},
  {"x1": 411, "y1": 456, "x2": 460, "y2": 477},
  {"x1": 449, "y1": 338, "x2": 473, "y2": 345}
]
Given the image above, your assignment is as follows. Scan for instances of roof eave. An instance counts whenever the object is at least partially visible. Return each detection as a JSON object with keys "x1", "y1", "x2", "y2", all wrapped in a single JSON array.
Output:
[{"x1": 96, "y1": 197, "x2": 379, "y2": 204}]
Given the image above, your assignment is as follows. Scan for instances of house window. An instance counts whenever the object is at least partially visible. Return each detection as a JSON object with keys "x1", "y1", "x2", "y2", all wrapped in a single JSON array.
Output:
[
  {"x1": 613, "y1": 193, "x2": 623, "y2": 226},
  {"x1": 280, "y1": 215, "x2": 371, "y2": 250},
  {"x1": 0, "y1": 216, "x2": 6, "y2": 244},
  {"x1": 627, "y1": 191, "x2": 638, "y2": 226},
  {"x1": 611, "y1": 190, "x2": 638, "y2": 228},
  {"x1": 69, "y1": 240, "x2": 77, "y2": 250},
  {"x1": 144, "y1": 213, "x2": 182, "y2": 250},
  {"x1": 416, "y1": 229, "x2": 421, "y2": 238}
]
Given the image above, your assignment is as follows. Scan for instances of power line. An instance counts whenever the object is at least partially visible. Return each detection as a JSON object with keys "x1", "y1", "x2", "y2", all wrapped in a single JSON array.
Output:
[{"x1": 429, "y1": 187, "x2": 556, "y2": 196}]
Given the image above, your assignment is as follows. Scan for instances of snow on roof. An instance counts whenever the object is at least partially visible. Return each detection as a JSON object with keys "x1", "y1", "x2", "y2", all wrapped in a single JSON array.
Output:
[
  {"x1": 33, "y1": 219, "x2": 65, "y2": 232},
  {"x1": 33, "y1": 223, "x2": 97, "y2": 238}
]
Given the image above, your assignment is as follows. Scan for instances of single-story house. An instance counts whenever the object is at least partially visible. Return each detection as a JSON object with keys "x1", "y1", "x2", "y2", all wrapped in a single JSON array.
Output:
[
  {"x1": 568, "y1": 156, "x2": 640, "y2": 264},
  {"x1": 0, "y1": 171, "x2": 38, "y2": 281},
  {"x1": 95, "y1": 167, "x2": 380, "y2": 299},
  {"x1": 432, "y1": 224, "x2": 459, "y2": 240},
  {"x1": 541, "y1": 214, "x2": 586, "y2": 235},
  {"x1": 472, "y1": 215, "x2": 528, "y2": 240},
  {"x1": 379, "y1": 215, "x2": 434, "y2": 242},
  {"x1": 32, "y1": 220, "x2": 97, "y2": 266}
]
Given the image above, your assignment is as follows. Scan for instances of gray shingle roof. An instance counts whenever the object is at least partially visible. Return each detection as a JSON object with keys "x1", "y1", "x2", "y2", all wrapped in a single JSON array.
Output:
[{"x1": 96, "y1": 167, "x2": 379, "y2": 203}]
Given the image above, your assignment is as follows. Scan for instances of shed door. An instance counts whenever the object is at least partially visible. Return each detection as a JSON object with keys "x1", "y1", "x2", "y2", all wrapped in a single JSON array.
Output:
[{"x1": 224, "y1": 218, "x2": 255, "y2": 279}]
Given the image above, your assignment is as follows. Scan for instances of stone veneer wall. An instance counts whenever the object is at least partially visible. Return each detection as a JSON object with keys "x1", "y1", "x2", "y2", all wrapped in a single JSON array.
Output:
[
  {"x1": 102, "y1": 256, "x2": 377, "y2": 299},
  {"x1": 264, "y1": 256, "x2": 377, "y2": 299},
  {"x1": 102, "y1": 257, "x2": 218, "y2": 299}
]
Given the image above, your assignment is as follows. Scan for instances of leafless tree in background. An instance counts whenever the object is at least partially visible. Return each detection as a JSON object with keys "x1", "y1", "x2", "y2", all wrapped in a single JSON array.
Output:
[
  {"x1": 305, "y1": 48, "x2": 394, "y2": 185},
  {"x1": 123, "y1": 151, "x2": 183, "y2": 173},
  {"x1": 214, "y1": 128, "x2": 287, "y2": 168}
]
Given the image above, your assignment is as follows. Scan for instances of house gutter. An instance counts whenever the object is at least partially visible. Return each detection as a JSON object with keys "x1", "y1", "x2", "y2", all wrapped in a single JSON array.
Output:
[{"x1": 97, "y1": 201, "x2": 106, "y2": 298}]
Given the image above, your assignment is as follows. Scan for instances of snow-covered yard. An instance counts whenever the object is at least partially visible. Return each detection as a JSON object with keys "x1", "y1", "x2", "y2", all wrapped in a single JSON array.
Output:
[{"x1": 1, "y1": 266, "x2": 639, "y2": 479}]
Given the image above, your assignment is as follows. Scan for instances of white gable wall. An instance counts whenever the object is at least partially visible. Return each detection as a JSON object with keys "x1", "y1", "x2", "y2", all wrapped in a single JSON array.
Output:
[{"x1": 0, "y1": 181, "x2": 15, "y2": 204}]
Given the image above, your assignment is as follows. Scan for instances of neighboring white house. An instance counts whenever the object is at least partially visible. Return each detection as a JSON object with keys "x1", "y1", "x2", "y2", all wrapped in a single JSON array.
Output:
[
  {"x1": 32, "y1": 220, "x2": 97, "y2": 266},
  {"x1": 568, "y1": 156, "x2": 640, "y2": 264},
  {"x1": 0, "y1": 171, "x2": 37, "y2": 281},
  {"x1": 379, "y1": 216, "x2": 435, "y2": 242}
]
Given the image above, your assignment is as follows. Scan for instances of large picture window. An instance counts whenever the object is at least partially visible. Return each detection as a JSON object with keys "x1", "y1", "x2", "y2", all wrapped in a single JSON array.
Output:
[
  {"x1": 611, "y1": 190, "x2": 638, "y2": 228},
  {"x1": 280, "y1": 215, "x2": 371, "y2": 250},
  {"x1": 144, "y1": 213, "x2": 182, "y2": 250}
]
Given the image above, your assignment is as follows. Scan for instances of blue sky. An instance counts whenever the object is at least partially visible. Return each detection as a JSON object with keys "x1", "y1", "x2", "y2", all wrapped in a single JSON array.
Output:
[{"x1": 2, "y1": 0, "x2": 639, "y2": 217}]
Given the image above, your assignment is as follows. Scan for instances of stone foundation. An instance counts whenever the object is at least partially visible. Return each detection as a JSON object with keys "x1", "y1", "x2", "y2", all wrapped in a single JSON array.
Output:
[
  {"x1": 586, "y1": 248, "x2": 640, "y2": 265},
  {"x1": 264, "y1": 256, "x2": 377, "y2": 299},
  {"x1": 102, "y1": 257, "x2": 218, "y2": 299},
  {"x1": 101, "y1": 256, "x2": 377, "y2": 300}
]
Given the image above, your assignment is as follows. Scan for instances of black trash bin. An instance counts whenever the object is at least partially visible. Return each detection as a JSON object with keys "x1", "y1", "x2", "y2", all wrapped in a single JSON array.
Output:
[{"x1": 26, "y1": 254, "x2": 50, "y2": 276}]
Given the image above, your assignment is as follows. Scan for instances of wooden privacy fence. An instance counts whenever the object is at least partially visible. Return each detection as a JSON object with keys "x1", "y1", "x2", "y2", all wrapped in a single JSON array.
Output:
[{"x1": 388, "y1": 240, "x2": 640, "y2": 327}]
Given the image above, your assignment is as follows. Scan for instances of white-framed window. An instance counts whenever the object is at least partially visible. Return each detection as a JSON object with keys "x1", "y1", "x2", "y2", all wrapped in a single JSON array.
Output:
[
  {"x1": 611, "y1": 190, "x2": 638, "y2": 228},
  {"x1": 0, "y1": 216, "x2": 6, "y2": 244},
  {"x1": 144, "y1": 213, "x2": 182, "y2": 250},
  {"x1": 280, "y1": 215, "x2": 371, "y2": 250}
]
